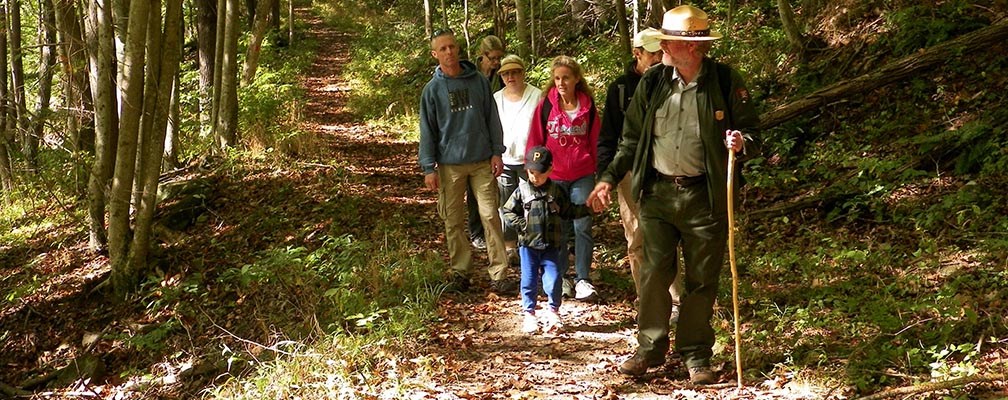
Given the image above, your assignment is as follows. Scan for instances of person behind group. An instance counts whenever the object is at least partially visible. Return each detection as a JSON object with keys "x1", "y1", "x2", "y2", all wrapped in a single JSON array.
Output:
[
  {"x1": 476, "y1": 35, "x2": 506, "y2": 93},
  {"x1": 501, "y1": 146, "x2": 593, "y2": 334},
  {"x1": 466, "y1": 34, "x2": 507, "y2": 250},
  {"x1": 526, "y1": 55, "x2": 601, "y2": 301},
  {"x1": 598, "y1": 27, "x2": 685, "y2": 319},
  {"x1": 494, "y1": 55, "x2": 543, "y2": 265},
  {"x1": 588, "y1": 5, "x2": 758, "y2": 384},
  {"x1": 418, "y1": 28, "x2": 513, "y2": 294}
]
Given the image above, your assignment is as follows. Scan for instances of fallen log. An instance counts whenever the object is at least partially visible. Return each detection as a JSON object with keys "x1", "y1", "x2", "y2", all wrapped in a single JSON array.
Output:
[
  {"x1": 854, "y1": 374, "x2": 1005, "y2": 400},
  {"x1": 759, "y1": 18, "x2": 1008, "y2": 130}
]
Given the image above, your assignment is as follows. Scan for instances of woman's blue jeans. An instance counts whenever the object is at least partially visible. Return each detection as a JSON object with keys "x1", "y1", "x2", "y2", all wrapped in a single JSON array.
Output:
[{"x1": 554, "y1": 174, "x2": 594, "y2": 282}]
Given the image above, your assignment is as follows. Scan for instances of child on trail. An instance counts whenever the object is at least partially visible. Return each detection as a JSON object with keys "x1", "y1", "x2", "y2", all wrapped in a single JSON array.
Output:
[{"x1": 501, "y1": 146, "x2": 593, "y2": 334}]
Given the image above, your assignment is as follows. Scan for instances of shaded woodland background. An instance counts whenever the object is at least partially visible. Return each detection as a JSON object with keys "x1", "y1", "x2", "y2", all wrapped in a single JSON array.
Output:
[{"x1": 1, "y1": 0, "x2": 1007, "y2": 398}]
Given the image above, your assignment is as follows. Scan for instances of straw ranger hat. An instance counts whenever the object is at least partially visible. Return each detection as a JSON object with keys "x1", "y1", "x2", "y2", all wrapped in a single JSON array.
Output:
[{"x1": 656, "y1": 5, "x2": 723, "y2": 41}]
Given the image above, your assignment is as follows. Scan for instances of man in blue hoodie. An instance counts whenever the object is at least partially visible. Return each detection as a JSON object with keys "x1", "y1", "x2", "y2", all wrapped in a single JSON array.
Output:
[{"x1": 419, "y1": 29, "x2": 511, "y2": 294}]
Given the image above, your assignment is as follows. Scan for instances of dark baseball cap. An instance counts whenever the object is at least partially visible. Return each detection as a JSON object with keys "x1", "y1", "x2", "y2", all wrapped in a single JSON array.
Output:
[{"x1": 525, "y1": 146, "x2": 553, "y2": 173}]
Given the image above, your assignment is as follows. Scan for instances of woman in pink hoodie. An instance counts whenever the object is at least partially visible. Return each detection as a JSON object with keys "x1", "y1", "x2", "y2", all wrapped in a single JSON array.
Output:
[{"x1": 527, "y1": 55, "x2": 601, "y2": 300}]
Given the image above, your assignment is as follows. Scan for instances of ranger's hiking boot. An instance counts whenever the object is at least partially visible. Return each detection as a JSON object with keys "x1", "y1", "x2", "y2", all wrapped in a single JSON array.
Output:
[{"x1": 688, "y1": 365, "x2": 717, "y2": 385}]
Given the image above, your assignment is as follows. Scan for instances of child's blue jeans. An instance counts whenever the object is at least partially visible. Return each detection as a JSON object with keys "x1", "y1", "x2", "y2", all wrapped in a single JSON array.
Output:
[{"x1": 520, "y1": 246, "x2": 565, "y2": 313}]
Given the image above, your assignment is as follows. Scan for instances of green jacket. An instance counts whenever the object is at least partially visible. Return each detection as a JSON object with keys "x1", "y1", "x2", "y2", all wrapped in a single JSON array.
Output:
[{"x1": 598, "y1": 57, "x2": 759, "y2": 217}]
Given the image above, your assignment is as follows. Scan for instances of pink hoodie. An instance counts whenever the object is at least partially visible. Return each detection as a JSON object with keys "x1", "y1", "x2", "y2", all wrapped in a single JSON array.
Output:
[{"x1": 526, "y1": 88, "x2": 600, "y2": 182}]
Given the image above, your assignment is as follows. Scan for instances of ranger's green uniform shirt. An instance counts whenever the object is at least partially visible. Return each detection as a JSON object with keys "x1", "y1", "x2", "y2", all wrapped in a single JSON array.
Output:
[{"x1": 598, "y1": 57, "x2": 760, "y2": 217}]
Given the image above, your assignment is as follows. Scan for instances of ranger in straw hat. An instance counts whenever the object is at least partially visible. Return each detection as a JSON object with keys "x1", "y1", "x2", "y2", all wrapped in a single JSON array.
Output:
[{"x1": 589, "y1": 4, "x2": 759, "y2": 384}]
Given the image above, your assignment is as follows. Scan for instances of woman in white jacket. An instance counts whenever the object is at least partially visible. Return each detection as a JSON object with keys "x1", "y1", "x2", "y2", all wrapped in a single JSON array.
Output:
[{"x1": 494, "y1": 54, "x2": 543, "y2": 265}]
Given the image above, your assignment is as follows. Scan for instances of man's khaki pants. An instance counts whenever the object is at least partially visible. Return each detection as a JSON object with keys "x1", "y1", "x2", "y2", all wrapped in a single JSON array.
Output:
[{"x1": 438, "y1": 162, "x2": 507, "y2": 281}]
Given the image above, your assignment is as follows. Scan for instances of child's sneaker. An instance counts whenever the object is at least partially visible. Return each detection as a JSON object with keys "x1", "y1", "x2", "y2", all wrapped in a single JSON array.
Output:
[
  {"x1": 521, "y1": 312, "x2": 538, "y2": 334},
  {"x1": 574, "y1": 279, "x2": 597, "y2": 300},
  {"x1": 542, "y1": 308, "x2": 564, "y2": 334}
]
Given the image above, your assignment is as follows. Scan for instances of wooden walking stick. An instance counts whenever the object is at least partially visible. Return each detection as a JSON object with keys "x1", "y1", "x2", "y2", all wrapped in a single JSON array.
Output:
[{"x1": 727, "y1": 149, "x2": 743, "y2": 389}]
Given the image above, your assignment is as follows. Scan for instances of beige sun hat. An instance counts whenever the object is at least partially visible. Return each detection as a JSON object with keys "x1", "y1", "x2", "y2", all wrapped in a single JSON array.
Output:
[
  {"x1": 497, "y1": 54, "x2": 526, "y2": 75},
  {"x1": 632, "y1": 28, "x2": 663, "y2": 52},
  {"x1": 656, "y1": 5, "x2": 723, "y2": 41}
]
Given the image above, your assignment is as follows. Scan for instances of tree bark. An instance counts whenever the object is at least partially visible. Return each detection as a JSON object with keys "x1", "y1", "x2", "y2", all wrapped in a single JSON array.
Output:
[
  {"x1": 84, "y1": 0, "x2": 119, "y2": 252},
  {"x1": 128, "y1": 0, "x2": 182, "y2": 283},
  {"x1": 33, "y1": 0, "x2": 58, "y2": 166},
  {"x1": 0, "y1": 3, "x2": 11, "y2": 191},
  {"x1": 196, "y1": 0, "x2": 216, "y2": 137},
  {"x1": 7, "y1": 0, "x2": 31, "y2": 170},
  {"x1": 646, "y1": 0, "x2": 661, "y2": 28},
  {"x1": 210, "y1": 0, "x2": 225, "y2": 145},
  {"x1": 241, "y1": 0, "x2": 275, "y2": 86},
  {"x1": 778, "y1": 0, "x2": 804, "y2": 51},
  {"x1": 54, "y1": 0, "x2": 94, "y2": 194},
  {"x1": 423, "y1": 0, "x2": 432, "y2": 39},
  {"x1": 514, "y1": 0, "x2": 530, "y2": 58},
  {"x1": 164, "y1": 52, "x2": 181, "y2": 170},
  {"x1": 215, "y1": 0, "x2": 239, "y2": 148},
  {"x1": 614, "y1": 0, "x2": 630, "y2": 56},
  {"x1": 759, "y1": 18, "x2": 1008, "y2": 130},
  {"x1": 108, "y1": 0, "x2": 150, "y2": 298}
]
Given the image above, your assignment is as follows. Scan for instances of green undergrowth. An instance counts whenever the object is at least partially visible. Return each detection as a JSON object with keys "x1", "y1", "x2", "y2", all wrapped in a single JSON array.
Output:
[{"x1": 204, "y1": 227, "x2": 445, "y2": 398}]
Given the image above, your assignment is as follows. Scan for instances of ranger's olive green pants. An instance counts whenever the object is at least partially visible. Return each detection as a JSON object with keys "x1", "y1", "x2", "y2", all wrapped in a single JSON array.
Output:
[{"x1": 635, "y1": 178, "x2": 726, "y2": 368}]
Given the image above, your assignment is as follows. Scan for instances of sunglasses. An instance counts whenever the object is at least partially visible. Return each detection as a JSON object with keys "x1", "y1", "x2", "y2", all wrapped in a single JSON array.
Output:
[{"x1": 431, "y1": 28, "x2": 454, "y2": 40}]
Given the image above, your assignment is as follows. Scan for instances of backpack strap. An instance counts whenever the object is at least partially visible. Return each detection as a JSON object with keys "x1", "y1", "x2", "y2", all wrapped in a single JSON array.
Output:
[{"x1": 618, "y1": 83, "x2": 626, "y2": 111}]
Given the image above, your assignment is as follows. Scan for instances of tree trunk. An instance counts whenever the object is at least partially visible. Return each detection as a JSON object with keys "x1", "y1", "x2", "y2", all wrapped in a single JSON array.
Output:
[
  {"x1": 241, "y1": 0, "x2": 274, "y2": 86},
  {"x1": 33, "y1": 0, "x2": 58, "y2": 165},
  {"x1": 0, "y1": 3, "x2": 11, "y2": 191},
  {"x1": 196, "y1": 0, "x2": 215, "y2": 137},
  {"x1": 269, "y1": 0, "x2": 278, "y2": 30},
  {"x1": 108, "y1": 0, "x2": 150, "y2": 298},
  {"x1": 778, "y1": 0, "x2": 804, "y2": 51},
  {"x1": 164, "y1": 44, "x2": 181, "y2": 170},
  {"x1": 759, "y1": 18, "x2": 1008, "y2": 130},
  {"x1": 54, "y1": 0, "x2": 94, "y2": 194},
  {"x1": 461, "y1": 0, "x2": 470, "y2": 56},
  {"x1": 128, "y1": 0, "x2": 182, "y2": 282},
  {"x1": 215, "y1": 0, "x2": 239, "y2": 148},
  {"x1": 646, "y1": 0, "x2": 661, "y2": 28},
  {"x1": 286, "y1": 0, "x2": 291, "y2": 45},
  {"x1": 84, "y1": 0, "x2": 118, "y2": 252},
  {"x1": 423, "y1": 0, "x2": 431, "y2": 39},
  {"x1": 570, "y1": 0, "x2": 588, "y2": 33},
  {"x1": 614, "y1": 0, "x2": 630, "y2": 56},
  {"x1": 7, "y1": 0, "x2": 32, "y2": 170},
  {"x1": 245, "y1": 0, "x2": 254, "y2": 27},
  {"x1": 514, "y1": 0, "x2": 529, "y2": 58},
  {"x1": 210, "y1": 0, "x2": 225, "y2": 145},
  {"x1": 164, "y1": 2, "x2": 182, "y2": 169}
]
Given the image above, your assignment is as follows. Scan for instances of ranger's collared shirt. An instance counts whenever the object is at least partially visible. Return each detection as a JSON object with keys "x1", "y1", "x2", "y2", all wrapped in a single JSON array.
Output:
[{"x1": 652, "y1": 65, "x2": 706, "y2": 177}]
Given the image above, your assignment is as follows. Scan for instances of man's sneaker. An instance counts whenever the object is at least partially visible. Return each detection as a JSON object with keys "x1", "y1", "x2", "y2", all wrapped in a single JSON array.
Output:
[
  {"x1": 471, "y1": 237, "x2": 487, "y2": 250},
  {"x1": 489, "y1": 278, "x2": 516, "y2": 295},
  {"x1": 448, "y1": 274, "x2": 470, "y2": 293},
  {"x1": 618, "y1": 351, "x2": 665, "y2": 376},
  {"x1": 541, "y1": 308, "x2": 564, "y2": 333},
  {"x1": 561, "y1": 277, "x2": 575, "y2": 298},
  {"x1": 574, "y1": 280, "x2": 597, "y2": 300},
  {"x1": 669, "y1": 303, "x2": 680, "y2": 325},
  {"x1": 688, "y1": 365, "x2": 717, "y2": 385},
  {"x1": 521, "y1": 312, "x2": 538, "y2": 334}
]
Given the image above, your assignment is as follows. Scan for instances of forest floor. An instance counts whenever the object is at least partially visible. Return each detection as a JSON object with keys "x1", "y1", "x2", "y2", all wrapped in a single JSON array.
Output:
[{"x1": 2, "y1": 6, "x2": 1006, "y2": 400}]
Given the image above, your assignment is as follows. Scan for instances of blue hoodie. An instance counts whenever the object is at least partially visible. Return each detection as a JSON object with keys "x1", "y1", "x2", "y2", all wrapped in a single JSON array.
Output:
[{"x1": 418, "y1": 60, "x2": 505, "y2": 175}]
